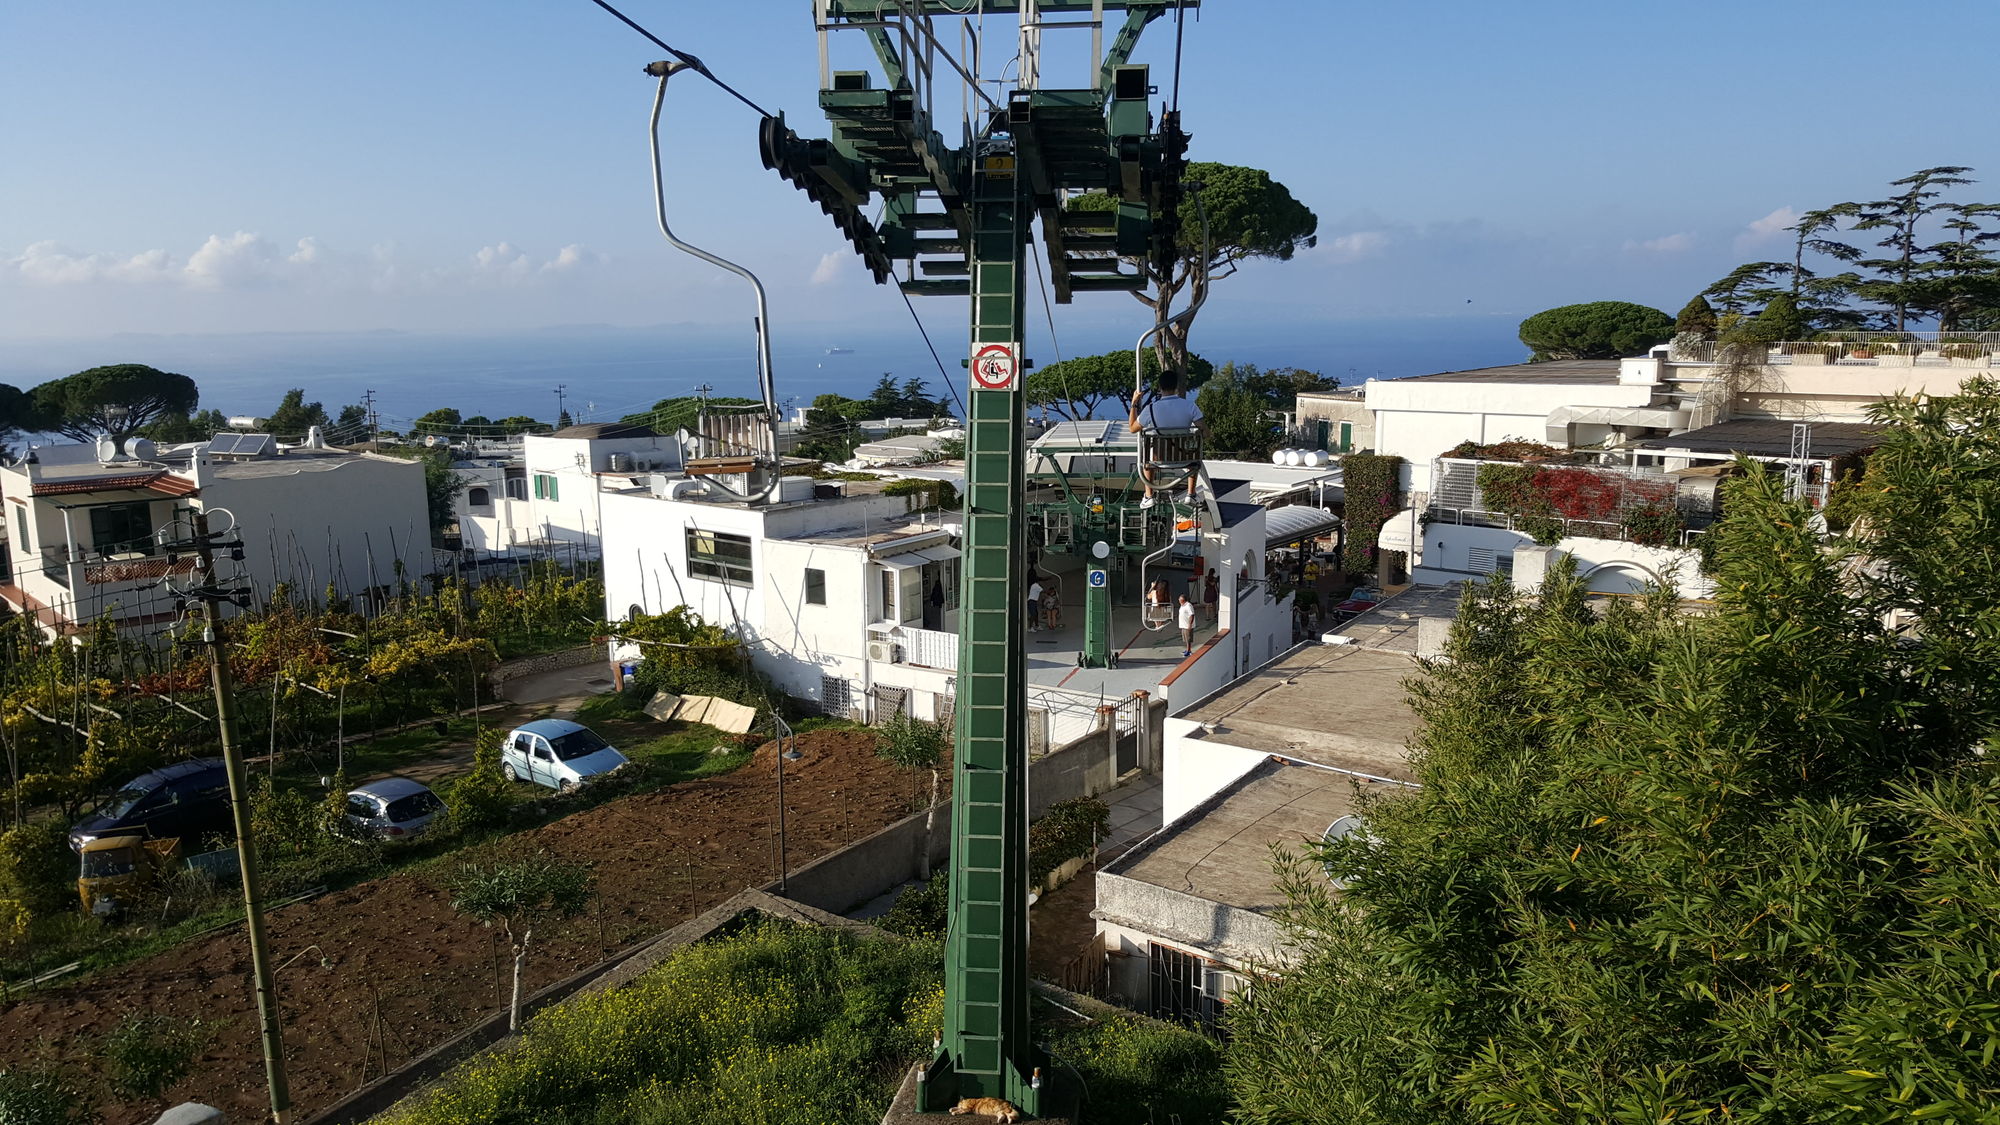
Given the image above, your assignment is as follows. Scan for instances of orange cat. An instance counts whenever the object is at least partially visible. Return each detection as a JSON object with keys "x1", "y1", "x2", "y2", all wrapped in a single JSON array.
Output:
[{"x1": 948, "y1": 1096, "x2": 1021, "y2": 1123}]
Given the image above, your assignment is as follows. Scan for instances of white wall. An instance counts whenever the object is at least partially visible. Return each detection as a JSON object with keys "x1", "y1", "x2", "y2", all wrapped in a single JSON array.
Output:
[
  {"x1": 1160, "y1": 717, "x2": 1266, "y2": 823},
  {"x1": 1365, "y1": 377, "x2": 1661, "y2": 491},
  {"x1": 1413, "y1": 523, "x2": 1710, "y2": 597},
  {"x1": 201, "y1": 454, "x2": 432, "y2": 606}
]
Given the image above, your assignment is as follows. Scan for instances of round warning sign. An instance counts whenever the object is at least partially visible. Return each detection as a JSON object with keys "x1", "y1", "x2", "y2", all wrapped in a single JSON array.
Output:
[
  {"x1": 1088, "y1": 569, "x2": 1108, "y2": 589},
  {"x1": 971, "y1": 343, "x2": 1019, "y2": 392}
]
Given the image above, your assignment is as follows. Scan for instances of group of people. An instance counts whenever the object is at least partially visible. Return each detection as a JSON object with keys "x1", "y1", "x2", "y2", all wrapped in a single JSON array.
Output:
[
  {"x1": 1146, "y1": 571, "x2": 1218, "y2": 658},
  {"x1": 1025, "y1": 574, "x2": 1064, "y2": 632}
]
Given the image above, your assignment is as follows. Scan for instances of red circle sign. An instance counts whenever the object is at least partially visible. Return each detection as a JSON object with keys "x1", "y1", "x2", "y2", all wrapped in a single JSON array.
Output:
[{"x1": 971, "y1": 343, "x2": 1017, "y2": 391}]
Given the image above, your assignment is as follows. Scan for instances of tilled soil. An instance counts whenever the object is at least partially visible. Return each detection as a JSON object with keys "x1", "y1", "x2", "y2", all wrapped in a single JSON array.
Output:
[{"x1": 0, "y1": 728, "x2": 916, "y2": 1124}]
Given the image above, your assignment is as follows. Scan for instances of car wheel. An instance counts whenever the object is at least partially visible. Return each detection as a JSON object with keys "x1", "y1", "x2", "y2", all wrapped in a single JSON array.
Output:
[
  {"x1": 502, "y1": 762, "x2": 519, "y2": 783},
  {"x1": 559, "y1": 778, "x2": 578, "y2": 794}
]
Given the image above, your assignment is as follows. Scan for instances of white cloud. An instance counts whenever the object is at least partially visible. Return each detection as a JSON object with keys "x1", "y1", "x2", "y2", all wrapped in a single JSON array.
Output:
[
  {"x1": 1321, "y1": 230, "x2": 1391, "y2": 263},
  {"x1": 1733, "y1": 206, "x2": 1800, "y2": 251},
  {"x1": 809, "y1": 251, "x2": 848, "y2": 285},
  {"x1": 185, "y1": 231, "x2": 288, "y2": 288},
  {"x1": 1624, "y1": 232, "x2": 1693, "y2": 254},
  {"x1": 6, "y1": 241, "x2": 177, "y2": 284},
  {"x1": 540, "y1": 244, "x2": 590, "y2": 274}
]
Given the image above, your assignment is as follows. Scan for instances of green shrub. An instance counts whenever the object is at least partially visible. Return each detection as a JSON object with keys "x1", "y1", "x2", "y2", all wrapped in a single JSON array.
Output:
[
  {"x1": 879, "y1": 872, "x2": 949, "y2": 938},
  {"x1": 101, "y1": 1013, "x2": 208, "y2": 1101},
  {"x1": 249, "y1": 775, "x2": 381, "y2": 893},
  {"x1": 1030, "y1": 797, "x2": 1110, "y2": 885},
  {"x1": 1621, "y1": 503, "x2": 1684, "y2": 548},
  {"x1": 0, "y1": 1068, "x2": 81, "y2": 1125},
  {"x1": 442, "y1": 729, "x2": 519, "y2": 835},
  {"x1": 0, "y1": 820, "x2": 76, "y2": 918},
  {"x1": 1047, "y1": 1011, "x2": 1230, "y2": 1125},
  {"x1": 1518, "y1": 301, "x2": 1673, "y2": 361}
]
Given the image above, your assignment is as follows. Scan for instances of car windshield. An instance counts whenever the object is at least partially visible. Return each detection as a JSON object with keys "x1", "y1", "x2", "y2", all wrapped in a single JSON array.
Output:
[
  {"x1": 97, "y1": 786, "x2": 152, "y2": 819},
  {"x1": 384, "y1": 791, "x2": 442, "y2": 821},
  {"x1": 82, "y1": 849, "x2": 135, "y2": 878},
  {"x1": 550, "y1": 730, "x2": 610, "y2": 762}
]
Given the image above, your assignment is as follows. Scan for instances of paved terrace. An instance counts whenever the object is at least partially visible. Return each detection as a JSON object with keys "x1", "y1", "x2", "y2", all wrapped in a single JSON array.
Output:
[{"x1": 1177, "y1": 641, "x2": 1422, "y2": 782}]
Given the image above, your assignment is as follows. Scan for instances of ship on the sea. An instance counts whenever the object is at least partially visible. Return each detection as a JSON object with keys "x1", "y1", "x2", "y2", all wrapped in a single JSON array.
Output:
[{"x1": 825, "y1": 347, "x2": 854, "y2": 355}]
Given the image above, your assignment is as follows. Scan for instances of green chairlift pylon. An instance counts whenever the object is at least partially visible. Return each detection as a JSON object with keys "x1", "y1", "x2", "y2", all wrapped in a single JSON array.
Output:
[{"x1": 766, "y1": 4, "x2": 1194, "y2": 1115}]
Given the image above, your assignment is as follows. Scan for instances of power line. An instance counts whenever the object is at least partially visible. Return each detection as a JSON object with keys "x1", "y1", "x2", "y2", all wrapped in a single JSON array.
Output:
[
  {"x1": 899, "y1": 286, "x2": 967, "y2": 420},
  {"x1": 583, "y1": 0, "x2": 775, "y2": 118}
]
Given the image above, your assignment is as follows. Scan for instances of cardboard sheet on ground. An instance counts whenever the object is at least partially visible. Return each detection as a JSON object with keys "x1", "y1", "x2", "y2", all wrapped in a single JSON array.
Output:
[{"x1": 639, "y1": 691, "x2": 758, "y2": 734}]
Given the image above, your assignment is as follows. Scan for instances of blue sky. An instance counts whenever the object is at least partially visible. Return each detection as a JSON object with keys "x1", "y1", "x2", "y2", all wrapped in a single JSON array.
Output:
[{"x1": 5, "y1": 0, "x2": 1999, "y2": 344}]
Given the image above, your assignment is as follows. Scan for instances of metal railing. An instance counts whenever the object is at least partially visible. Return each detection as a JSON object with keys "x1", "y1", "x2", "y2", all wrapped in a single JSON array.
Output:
[{"x1": 1670, "y1": 333, "x2": 2000, "y2": 365}]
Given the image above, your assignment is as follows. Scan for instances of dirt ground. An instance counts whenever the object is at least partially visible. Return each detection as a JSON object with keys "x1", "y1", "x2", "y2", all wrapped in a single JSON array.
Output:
[{"x1": 0, "y1": 728, "x2": 913, "y2": 1124}]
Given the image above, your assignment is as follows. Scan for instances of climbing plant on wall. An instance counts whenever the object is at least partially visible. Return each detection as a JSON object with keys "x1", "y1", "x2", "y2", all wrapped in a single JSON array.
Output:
[{"x1": 1339, "y1": 453, "x2": 1403, "y2": 576}]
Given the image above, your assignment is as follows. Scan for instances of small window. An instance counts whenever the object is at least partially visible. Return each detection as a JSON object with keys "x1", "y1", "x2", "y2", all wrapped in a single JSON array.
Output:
[
  {"x1": 89, "y1": 501, "x2": 154, "y2": 556},
  {"x1": 686, "y1": 528, "x2": 754, "y2": 587},
  {"x1": 1339, "y1": 420, "x2": 1354, "y2": 452},
  {"x1": 346, "y1": 796, "x2": 377, "y2": 818},
  {"x1": 804, "y1": 568, "x2": 826, "y2": 605},
  {"x1": 467, "y1": 487, "x2": 492, "y2": 510},
  {"x1": 1495, "y1": 552, "x2": 1515, "y2": 578},
  {"x1": 627, "y1": 603, "x2": 644, "y2": 623},
  {"x1": 12, "y1": 505, "x2": 27, "y2": 552},
  {"x1": 505, "y1": 475, "x2": 528, "y2": 501},
  {"x1": 533, "y1": 473, "x2": 559, "y2": 501},
  {"x1": 533, "y1": 740, "x2": 554, "y2": 762}
]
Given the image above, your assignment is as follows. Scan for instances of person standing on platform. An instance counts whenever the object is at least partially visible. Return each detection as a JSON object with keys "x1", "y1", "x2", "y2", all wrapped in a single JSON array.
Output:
[
  {"x1": 1027, "y1": 574, "x2": 1044, "y2": 632},
  {"x1": 1177, "y1": 594, "x2": 1196, "y2": 657}
]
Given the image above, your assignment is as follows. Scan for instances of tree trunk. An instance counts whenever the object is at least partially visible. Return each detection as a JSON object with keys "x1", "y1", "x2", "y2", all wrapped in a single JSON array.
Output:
[
  {"x1": 917, "y1": 767, "x2": 940, "y2": 881},
  {"x1": 509, "y1": 931, "x2": 531, "y2": 1032}
]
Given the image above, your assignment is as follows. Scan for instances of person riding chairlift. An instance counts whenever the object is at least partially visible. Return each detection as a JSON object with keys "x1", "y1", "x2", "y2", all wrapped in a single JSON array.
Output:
[{"x1": 1127, "y1": 369, "x2": 1204, "y2": 510}]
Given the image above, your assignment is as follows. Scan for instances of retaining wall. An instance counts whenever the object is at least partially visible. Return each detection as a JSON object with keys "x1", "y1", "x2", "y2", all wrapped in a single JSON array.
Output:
[{"x1": 485, "y1": 644, "x2": 603, "y2": 692}]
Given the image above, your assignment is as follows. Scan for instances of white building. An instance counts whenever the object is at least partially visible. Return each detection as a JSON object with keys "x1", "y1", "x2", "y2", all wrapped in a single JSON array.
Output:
[
  {"x1": 452, "y1": 422, "x2": 681, "y2": 556},
  {"x1": 0, "y1": 434, "x2": 430, "y2": 633}
]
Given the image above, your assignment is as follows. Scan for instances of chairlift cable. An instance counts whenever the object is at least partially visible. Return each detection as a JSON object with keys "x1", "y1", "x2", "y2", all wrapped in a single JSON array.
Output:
[{"x1": 583, "y1": 0, "x2": 775, "y2": 119}]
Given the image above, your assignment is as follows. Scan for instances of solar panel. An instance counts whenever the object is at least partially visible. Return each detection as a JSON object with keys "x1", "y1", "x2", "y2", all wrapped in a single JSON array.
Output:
[{"x1": 208, "y1": 433, "x2": 273, "y2": 457}]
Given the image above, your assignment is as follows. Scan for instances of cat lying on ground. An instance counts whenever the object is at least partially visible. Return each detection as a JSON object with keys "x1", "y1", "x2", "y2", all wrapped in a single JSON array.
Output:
[{"x1": 948, "y1": 1096, "x2": 1021, "y2": 1123}]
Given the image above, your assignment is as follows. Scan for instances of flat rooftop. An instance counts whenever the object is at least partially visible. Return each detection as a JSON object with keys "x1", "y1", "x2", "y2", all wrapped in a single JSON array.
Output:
[
  {"x1": 209, "y1": 449, "x2": 401, "y2": 478},
  {"x1": 1633, "y1": 418, "x2": 1883, "y2": 458},
  {"x1": 1329, "y1": 582, "x2": 1465, "y2": 655},
  {"x1": 1114, "y1": 759, "x2": 1380, "y2": 912},
  {"x1": 1179, "y1": 642, "x2": 1420, "y2": 780},
  {"x1": 1397, "y1": 359, "x2": 1620, "y2": 385}
]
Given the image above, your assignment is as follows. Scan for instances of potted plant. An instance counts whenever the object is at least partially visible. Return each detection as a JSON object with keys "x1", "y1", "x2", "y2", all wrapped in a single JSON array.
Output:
[
  {"x1": 1942, "y1": 341, "x2": 1990, "y2": 367},
  {"x1": 1847, "y1": 337, "x2": 1875, "y2": 360},
  {"x1": 1785, "y1": 341, "x2": 1841, "y2": 365},
  {"x1": 1875, "y1": 338, "x2": 1917, "y2": 366}
]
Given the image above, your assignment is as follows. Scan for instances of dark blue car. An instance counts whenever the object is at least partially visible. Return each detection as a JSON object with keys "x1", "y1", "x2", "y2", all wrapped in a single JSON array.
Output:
[{"x1": 70, "y1": 758, "x2": 234, "y2": 853}]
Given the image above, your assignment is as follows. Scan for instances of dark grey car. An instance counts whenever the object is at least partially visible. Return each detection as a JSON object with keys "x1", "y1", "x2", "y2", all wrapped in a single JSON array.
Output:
[{"x1": 341, "y1": 778, "x2": 444, "y2": 841}]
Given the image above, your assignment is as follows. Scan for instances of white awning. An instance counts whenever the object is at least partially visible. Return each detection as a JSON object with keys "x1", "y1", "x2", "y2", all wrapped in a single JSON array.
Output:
[
  {"x1": 875, "y1": 554, "x2": 925, "y2": 571},
  {"x1": 1264, "y1": 505, "x2": 1341, "y2": 546},
  {"x1": 1545, "y1": 405, "x2": 1690, "y2": 445},
  {"x1": 1377, "y1": 508, "x2": 1422, "y2": 553}
]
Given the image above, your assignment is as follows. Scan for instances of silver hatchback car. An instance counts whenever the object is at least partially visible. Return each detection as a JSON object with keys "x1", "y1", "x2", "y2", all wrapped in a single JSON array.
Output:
[{"x1": 341, "y1": 777, "x2": 444, "y2": 841}]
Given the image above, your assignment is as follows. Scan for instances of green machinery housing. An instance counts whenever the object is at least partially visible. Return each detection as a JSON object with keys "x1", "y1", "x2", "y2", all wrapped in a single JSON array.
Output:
[{"x1": 762, "y1": 1, "x2": 1195, "y2": 1114}]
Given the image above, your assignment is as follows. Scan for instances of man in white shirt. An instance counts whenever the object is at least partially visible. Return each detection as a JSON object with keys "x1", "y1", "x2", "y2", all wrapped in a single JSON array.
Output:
[
  {"x1": 1176, "y1": 594, "x2": 1196, "y2": 657},
  {"x1": 1127, "y1": 371, "x2": 1205, "y2": 509},
  {"x1": 1027, "y1": 576, "x2": 1044, "y2": 632}
]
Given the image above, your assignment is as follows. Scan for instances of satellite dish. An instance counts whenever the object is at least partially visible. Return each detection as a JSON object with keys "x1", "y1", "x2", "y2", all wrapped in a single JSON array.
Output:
[
  {"x1": 128, "y1": 437, "x2": 157, "y2": 461},
  {"x1": 96, "y1": 436, "x2": 119, "y2": 462}
]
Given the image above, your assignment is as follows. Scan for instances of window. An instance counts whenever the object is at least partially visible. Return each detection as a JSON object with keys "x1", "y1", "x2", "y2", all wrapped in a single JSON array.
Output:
[
  {"x1": 1495, "y1": 552, "x2": 1515, "y2": 578},
  {"x1": 686, "y1": 528, "x2": 753, "y2": 587},
  {"x1": 504, "y1": 470, "x2": 528, "y2": 501},
  {"x1": 89, "y1": 501, "x2": 153, "y2": 556},
  {"x1": 1339, "y1": 420, "x2": 1353, "y2": 452},
  {"x1": 12, "y1": 505, "x2": 27, "y2": 552},
  {"x1": 467, "y1": 487, "x2": 492, "y2": 510},
  {"x1": 532, "y1": 473, "x2": 559, "y2": 501},
  {"x1": 804, "y1": 567, "x2": 826, "y2": 605}
]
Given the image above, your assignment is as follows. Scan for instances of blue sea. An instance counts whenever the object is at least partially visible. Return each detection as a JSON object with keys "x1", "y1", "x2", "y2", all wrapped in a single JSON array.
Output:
[{"x1": 0, "y1": 316, "x2": 1525, "y2": 429}]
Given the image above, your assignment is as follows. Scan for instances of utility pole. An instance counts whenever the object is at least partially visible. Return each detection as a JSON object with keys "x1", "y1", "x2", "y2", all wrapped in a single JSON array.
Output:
[
  {"x1": 175, "y1": 510, "x2": 291, "y2": 1123},
  {"x1": 765, "y1": 3, "x2": 1190, "y2": 1114},
  {"x1": 554, "y1": 384, "x2": 568, "y2": 428}
]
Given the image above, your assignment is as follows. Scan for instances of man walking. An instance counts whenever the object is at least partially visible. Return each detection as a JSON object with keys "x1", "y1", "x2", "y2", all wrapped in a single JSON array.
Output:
[{"x1": 1177, "y1": 594, "x2": 1195, "y2": 657}]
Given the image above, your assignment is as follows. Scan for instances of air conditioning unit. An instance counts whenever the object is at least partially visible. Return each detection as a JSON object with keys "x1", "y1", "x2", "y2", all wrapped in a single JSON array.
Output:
[{"x1": 866, "y1": 639, "x2": 901, "y2": 663}]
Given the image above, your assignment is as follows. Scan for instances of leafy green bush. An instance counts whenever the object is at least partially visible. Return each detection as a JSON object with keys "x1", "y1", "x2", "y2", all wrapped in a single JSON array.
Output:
[
  {"x1": 0, "y1": 1068, "x2": 81, "y2": 1125},
  {"x1": 384, "y1": 921, "x2": 942, "y2": 1125},
  {"x1": 879, "y1": 872, "x2": 949, "y2": 938},
  {"x1": 1046, "y1": 1011, "x2": 1230, "y2": 1125},
  {"x1": 1030, "y1": 797, "x2": 1110, "y2": 885},
  {"x1": 1518, "y1": 301, "x2": 1673, "y2": 361},
  {"x1": 101, "y1": 1013, "x2": 209, "y2": 1101},
  {"x1": 249, "y1": 775, "x2": 381, "y2": 893},
  {"x1": 442, "y1": 728, "x2": 519, "y2": 835},
  {"x1": 0, "y1": 819, "x2": 75, "y2": 918},
  {"x1": 1339, "y1": 453, "x2": 1403, "y2": 576}
]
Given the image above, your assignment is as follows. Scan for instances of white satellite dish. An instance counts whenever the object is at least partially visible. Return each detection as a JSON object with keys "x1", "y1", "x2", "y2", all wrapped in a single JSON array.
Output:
[{"x1": 95, "y1": 436, "x2": 120, "y2": 463}]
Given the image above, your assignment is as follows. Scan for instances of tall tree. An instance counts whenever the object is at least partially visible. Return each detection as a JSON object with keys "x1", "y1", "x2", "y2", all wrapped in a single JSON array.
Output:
[
  {"x1": 1027, "y1": 350, "x2": 1214, "y2": 422},
  {"x1": 1070, "y1": 162, "x2": 1317, "y2": 376},
  {"x1": 797, "y1": 393, "x2": 860, "y2": 464},
  {"x1": 1226, "y1": 381, "x2": 2000, "y2": 1121},
  {"x1": 29, "y1": 364, "x2": 198, "y2": 448},
  {"x1": 1195, "y1": 365, "x2": 1280, "y2": 457},
  {"x1": 1517, "y1": 301, "x2": 1673, "y2": 361},
  {"x1": 1852, "y1": 165, "x2": 1976, "y2": 331},
  {"x1": 413, "y1": 407, "x2": 463, "y2": 436},
  {"x1": 263, "y1": 388, "x2": 329, "y2": 436},
  {"x1": 1700, "y1": 262, "x2": 1793, "y2": 317}
]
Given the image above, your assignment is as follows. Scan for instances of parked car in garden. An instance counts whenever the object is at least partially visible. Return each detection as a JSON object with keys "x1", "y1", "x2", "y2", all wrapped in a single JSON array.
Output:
[
  {"x1": 69, "y1": 758, "x2": 233, "y2": 853},
  {"x1": 499, "y1": 720, "x2": 628, "y2": 792},
  {"x1": 341, "y1": 777, "x2": 445, "y2": 840}
]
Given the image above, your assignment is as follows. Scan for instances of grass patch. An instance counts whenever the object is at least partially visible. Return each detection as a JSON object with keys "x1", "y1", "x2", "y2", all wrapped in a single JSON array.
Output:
[
  {"x1": 574, "y1": 690, "x2": 647, "y2": 725},
  {"x1": 382, "y1": 920, "x2": 1231, "y2": 1125},
  {"x1": 385, "y1": 920, "x2": 942, "y2": 1125}
]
